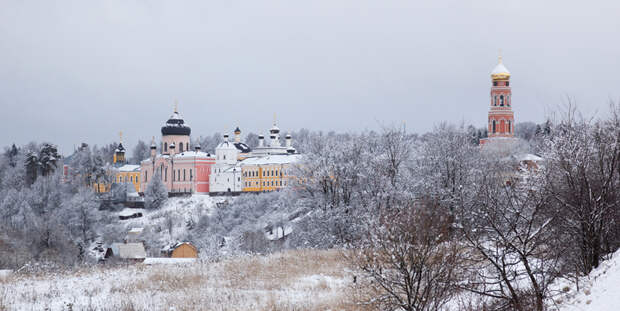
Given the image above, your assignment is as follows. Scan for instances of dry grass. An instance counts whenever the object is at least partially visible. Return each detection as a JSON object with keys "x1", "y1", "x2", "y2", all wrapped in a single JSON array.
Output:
[{"x1": 5, "y1": 249, "x2": 373, "y2": 311}]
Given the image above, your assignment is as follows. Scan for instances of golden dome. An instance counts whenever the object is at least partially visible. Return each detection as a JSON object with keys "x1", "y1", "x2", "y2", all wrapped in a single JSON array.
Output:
[{"x1": 491, "y1": 54, "x2": 511, "y2": 80}]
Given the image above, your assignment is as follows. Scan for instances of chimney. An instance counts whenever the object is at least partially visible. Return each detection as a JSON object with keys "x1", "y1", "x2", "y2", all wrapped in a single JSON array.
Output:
[{"x1": 270, "y1": 135, "x2": 277, "y2": 147}]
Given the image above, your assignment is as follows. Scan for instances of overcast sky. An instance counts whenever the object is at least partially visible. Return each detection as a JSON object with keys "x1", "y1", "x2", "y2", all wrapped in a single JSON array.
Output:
[{"x1": 1, "y1": 0, "x2": 619, "y2": 155}]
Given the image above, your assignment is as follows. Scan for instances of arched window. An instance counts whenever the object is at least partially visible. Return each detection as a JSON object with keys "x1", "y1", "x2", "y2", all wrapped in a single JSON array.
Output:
[
  {"x1": 492, "y1": 120, "x2": 496, "y2": 133},
  {"x1": 494, "y1": 96, "x2": 498, "y2": 106},
  {"x1": 164, "y1": 142, "x2": 168, "y2": 152},
  {"x1": 500, "y1": 95, "x2": 504, "y2": 106},
  {"x1": 179, "y1": 142, "x2": 184, "y2": 152},
  {"x1": 507, "y1": 95, "x2": 511, "y2": 107},
  {"x1": 508, "y1": 121, "x2": 512, "y2": 133}
]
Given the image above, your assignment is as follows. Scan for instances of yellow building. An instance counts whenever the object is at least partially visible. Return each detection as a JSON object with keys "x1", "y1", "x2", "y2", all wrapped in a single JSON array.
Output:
[
  {"x1": 241, "y1": 154, "x2": 301, "y2": 192},
  {"x1": 93, "y1": 133, "x2": 141, "y2": 193},
  {"x1": 115, "y1": 164, "x2": 141, "y2": 192}
]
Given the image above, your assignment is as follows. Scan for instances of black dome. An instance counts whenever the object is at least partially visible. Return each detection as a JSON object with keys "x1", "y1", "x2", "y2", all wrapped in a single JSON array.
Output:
[{"x1": 161, "y1": 112, "x2": 191, "y2": 136}]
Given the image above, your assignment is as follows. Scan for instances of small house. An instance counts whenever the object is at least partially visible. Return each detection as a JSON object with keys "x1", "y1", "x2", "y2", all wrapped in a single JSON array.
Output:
[
  {"x1": 106, "y1": 242, "x2": 146, "y2": 261},
  {"x1": 162, "y1": 242, "x2": 199, "y2": 258}
]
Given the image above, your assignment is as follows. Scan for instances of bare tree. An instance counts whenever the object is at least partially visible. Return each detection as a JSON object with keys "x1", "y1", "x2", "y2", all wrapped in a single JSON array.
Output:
[
  {"x1": 352, "y1": 201, "x2": 460, "y2": 311},
  {"x1": 458, "y1": 159, "x2": 562, "y2": 311}
]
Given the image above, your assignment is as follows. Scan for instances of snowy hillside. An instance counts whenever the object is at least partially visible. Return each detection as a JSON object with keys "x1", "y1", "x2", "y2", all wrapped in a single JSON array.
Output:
[{"x1": 556, "y1": 251, "x2": 620, "y2": 310}]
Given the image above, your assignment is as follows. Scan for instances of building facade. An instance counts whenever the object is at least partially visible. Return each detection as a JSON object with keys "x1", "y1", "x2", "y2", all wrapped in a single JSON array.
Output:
[
  {"x1": 481, "y1": 55, "x2": 515, "y2": 145},
  {"x1": 209, "y1": 128, "x2": 251, "y2": 195},
  {"x1": 241, "y1": 154, "x2": 301, "y2": 192},
  {"x1": 140, "y1": 107, "x2": 215, "y2": 195}
]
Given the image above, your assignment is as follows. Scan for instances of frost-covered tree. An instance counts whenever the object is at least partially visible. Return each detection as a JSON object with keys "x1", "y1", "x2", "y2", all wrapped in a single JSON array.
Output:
[
  {"x1": 131, "y1": 140, "x2": 150, "y2": 164},
  {"x1": 24, "y1": 143, "x2": 61, "y2": 185},
  {"x1": 414, "y1": 123, "x2": 479, "y2": 209},
  {"x1": 543, "y1": 103, "x2": 620, "y2": 273},
  {"x1": 145, "y1": 170, "x2": 168, "y2": 209},
  {"x1": 458, "y1": 159, "x2": 561, "y2": 311},
  {"x1": 200, "y1": 132, "x2": 222, "y2": 154},
  {"x1": 64, "y1": 187, "x2": 101, "y2": 246}
]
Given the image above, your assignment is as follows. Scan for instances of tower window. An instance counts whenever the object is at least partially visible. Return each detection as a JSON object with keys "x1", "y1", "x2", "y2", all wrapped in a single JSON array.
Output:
[
  {"x1": 493, "y1": 81, "x2": 498, "y2": 86},
  {"x1": 507, "y1": 95, "x2": 511, "y2": 107},
  {"x1": 506, "y1": 81, "x2": 509, "y2": 86},
  {"x1": 164, "y1": 142, "x2": 168, "y2": 152},
  {"x1": 179, "y1": 142, "x2": 184, "y2": 152},
  {"x1": 508, "y1": 121, "x2": 512, "y2": 133},
  {"x1": 500, "y1": 95, "x2": 504, "y2": 106},
  {"x1": 494, "y1": 96, "x2": 498, "y2": 106},
  {"x1": 492, "y1": 120, "x2": 496, "y2": 133}
]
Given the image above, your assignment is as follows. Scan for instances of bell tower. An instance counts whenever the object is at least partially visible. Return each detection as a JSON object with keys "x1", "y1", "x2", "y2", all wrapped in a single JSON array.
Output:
[{"x1": 481, "y1": 53, "x2": 515, "y2": 144}]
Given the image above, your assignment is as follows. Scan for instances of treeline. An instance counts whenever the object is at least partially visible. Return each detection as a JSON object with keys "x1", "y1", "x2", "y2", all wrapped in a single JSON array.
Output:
[{"x1": 278, "y1": 104, "x2": 619, "y2": 310}]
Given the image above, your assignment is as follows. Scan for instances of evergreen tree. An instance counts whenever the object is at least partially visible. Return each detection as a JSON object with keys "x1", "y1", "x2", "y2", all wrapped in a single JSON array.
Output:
[
  {"x1": 5, "y1": 144, "x2": 18, "y2": 168},
  {"x1": 144, "y1": 170, "x2": 168, "y2": 209}
]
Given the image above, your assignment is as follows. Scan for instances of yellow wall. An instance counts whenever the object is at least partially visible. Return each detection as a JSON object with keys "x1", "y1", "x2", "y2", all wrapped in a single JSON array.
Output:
[
  {"x1": 92, "y1": 170, "x2": 141, "y2": 193},
  {"x1": 242, "y1": 164, "x2": 292, "y2": 192},
  {"x1": 115, "y1": 171, "x2": 141, "y2": 192}
]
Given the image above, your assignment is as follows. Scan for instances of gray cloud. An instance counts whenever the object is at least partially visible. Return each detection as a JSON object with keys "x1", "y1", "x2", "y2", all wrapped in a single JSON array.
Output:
[{"x1": 1, "y1": 0, "x2": 618, "y2": 154}]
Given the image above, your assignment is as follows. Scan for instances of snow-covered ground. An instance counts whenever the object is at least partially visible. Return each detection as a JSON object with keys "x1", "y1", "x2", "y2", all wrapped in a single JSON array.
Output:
[
  {"x1": 551, "y1": 250, "x2": 620, "y2": 310},
  {"x1": 0, "y1": 249, "x2": 356, "y2": 311}
]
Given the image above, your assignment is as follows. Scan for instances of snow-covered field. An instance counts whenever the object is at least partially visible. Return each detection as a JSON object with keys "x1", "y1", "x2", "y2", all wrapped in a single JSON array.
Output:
[
  {"x1": 554, "y1": 251, "x2": 620, "y2": 310},
  {"x1": 0, "y1": 249, "x2": 361, "y2": 311}
]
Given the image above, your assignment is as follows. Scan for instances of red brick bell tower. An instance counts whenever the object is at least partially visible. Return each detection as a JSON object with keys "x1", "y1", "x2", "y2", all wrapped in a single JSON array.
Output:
[{"x1": 481, "y1": 54, "x2": 515, "y2": 145}]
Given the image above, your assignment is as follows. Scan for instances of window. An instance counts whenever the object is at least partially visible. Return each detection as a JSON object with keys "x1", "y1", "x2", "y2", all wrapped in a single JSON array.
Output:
[
  {"x1": 493, "y1": 81, "x2": 497, "y2": 86},
  {"x1": 190, "y1": 169, "x2": 193, "y2": 181},
  {"x1": 500, "y1": 95, "x2": 504, "y2": 106},
  {"x1": 130, "y1": 176, "x2": 133, "y2": 182},
  {"x1": 492, "y1": 120, "x2": 496, "y2": 133},
  {"x1": 506, "y1": 81, "x2": 509, "y2": 87},
  {"x1": 179, "y1": 142, "x2": 184, "y2": 152},
  {"x1": 183, "y1": 169, "x2": 186, "y2": 181},
  {"x1": 165, "y1": 168, "x2": 168, "y2": 181},
  {"x1": 145, "y1": 171, "x2": 148, "y2": 182},
  {"x1": 173, "y1": 170, "x2": 175, "y2": 181},
  {"x1": 118, "y1": 176, "x2": 122, "y2": 183},
  {"x1": 507, "y1": 95, "x2": 511, "y2": 107},
  {"x1": 164, "y1": 142, "x2": 168, "y2": 152},
  {"x1": 508, "y1": 120, "x2": 512, "y2": 133},
  {"x1": 494, "y1": 96, "x2": 498, "y2": 106}
]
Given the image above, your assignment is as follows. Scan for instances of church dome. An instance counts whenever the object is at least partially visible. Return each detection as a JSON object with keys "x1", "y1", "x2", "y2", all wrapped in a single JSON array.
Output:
[
  {"x1": 161, "y1": 109, "x2": 191, "y2": 136},
  {"x1": 491, "y1": 56, "x2": 511, "y2": 80}
]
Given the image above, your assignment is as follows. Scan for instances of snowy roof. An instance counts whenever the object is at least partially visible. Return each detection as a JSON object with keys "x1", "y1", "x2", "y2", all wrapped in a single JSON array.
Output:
[
  {"x1": 173, "y1": 151, "x2": 213, "y2": 159},
  {"x1": 128, "y1": 228, "x2": 144, "y2": 234},
  {"x1": 143, "y1": 258, "x2": 196, "y2": 265},
  {"x1": 519, "y1": 154, "x2": 543, "y2": 162},
  {"x1": 216, "y1": 140, "x2": 237, "y2": 150},
  {"x1": 111, "y1": 243, "x2": 146, "y2": 259},
  {"x1": 240, "y1": 154, "x2": 302, "y2": 166},
  {"x1": 491, "y1": 60, "x2": 510, "y2": 79},
  {"x1": 118, "y1": 164, "x2": 140, "y2": 172}
]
